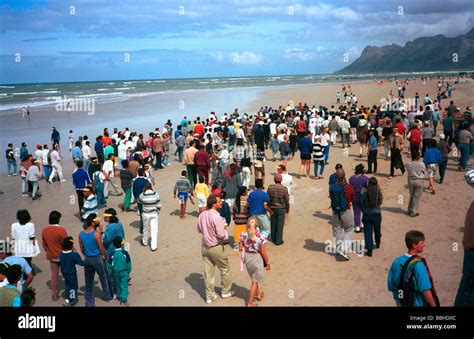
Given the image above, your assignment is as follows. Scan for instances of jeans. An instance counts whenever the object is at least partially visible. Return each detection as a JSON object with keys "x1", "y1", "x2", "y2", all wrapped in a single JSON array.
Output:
[
  {"x1": 353, "y1": 196, "x2": 362, "y2": 227},
  {"x1": 368, "y1": 149, "x2": 378, "y2": 173},
  {"x1": 422, "y1": 139, "x2": 432, "y2": 158},
  {"x1": 270, "y1": 208, "x2": 286, "y2": 245},
  {"x1": 21, "y1": 177, "x2": 28, "y2": 194},
  {"x1": 43, "y1": 164, "x2": 51, "y2": 181},
  {"x1": 331, "y1": 209, "x2": 354, "y2": 254},
  {"x1": 142, "y1": 212, "x2": 158, "y2": 250},
  {"x1": 254, "y1": 214, "x2": 270, "y2": 240},
  {"x1": 63, "y1": 272, "x2": 78, "y2": 302},
  {"x1": 444, "y1": 129, "x2": 454, "y2": 147},
  {"x1": 83, "y1": 159, "x2": 91, "y2": 172},
  {"x1": 383, "y1": 140, "x2": 390, "y2": 158},
  {"x1": 341, "y1": 132, "x2": 350, "y2": 148},
  {"x1": 439, "y1": 157, "x2": 448, "y2": 182},
  {"x1": 31, "y1": 181, "x2": 40, "y2": 198},
  {"x1": 459, "y1": 143, "x2": 470, "y2": 169},
  {"x1": 454, "y1": 249, "x2": 474, "y2": 306},
  {"x1": 96, "y1": 188, "x2": 106, "y2": 207},
  {"x1": 362, "y1": 213, "x2": 382, "y2": 250},
  {"x1": 154, "y1": 152, "x2": 163, "y2": 169},
  {"x1": 313, "y1": 160, "x2": 325, "y2": 176},
  {"x1": 323, "y1": 144, "x2": 330, "y2": 162},
  {"x1": 7, "y1": 159, "x2": 17, "y2": 175},
  {"x1": 84, "y1": 255, "x2": 113, "y2": 307},
  {"x1": 176, "y1": 146, "x2": 184, "y2": 162}
]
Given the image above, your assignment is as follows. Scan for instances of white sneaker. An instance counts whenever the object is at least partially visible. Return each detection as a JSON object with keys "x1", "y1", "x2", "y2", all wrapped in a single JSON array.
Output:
[
  {"x1": 61, "y1": 179, "x2": 67, "y2": 182},
  {"x1": 338, "y1": 251, "x2": 350, "y2": 261},
  {"x1": 8, "y1": 175, "x2": 12, "y2": 177},
  {"x1": 12, "y1": 173, "x2": 18, "y2": 176},
  {"x1": 221, "y1": 291, "x2": 235, "y2": 299},
  {"x1": 206, "y1": 294, "x2": 218, "y2": 304}
]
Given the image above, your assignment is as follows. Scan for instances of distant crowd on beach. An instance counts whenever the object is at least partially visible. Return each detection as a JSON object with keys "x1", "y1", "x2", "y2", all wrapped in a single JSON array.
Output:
[{"x1": 1, "y1": 75, "x2": 473, "y2": 307}]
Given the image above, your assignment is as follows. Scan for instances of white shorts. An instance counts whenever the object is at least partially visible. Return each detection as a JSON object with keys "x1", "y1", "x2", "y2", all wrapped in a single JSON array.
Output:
[
  {"x1": 427, "y1": 164, "x2": 437, "y2": 178},
  {"x1": 196, "y1": 194, "x2": 207, "y2": 208}
]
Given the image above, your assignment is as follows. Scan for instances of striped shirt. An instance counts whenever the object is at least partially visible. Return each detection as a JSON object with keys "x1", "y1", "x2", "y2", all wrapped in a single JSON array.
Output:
[
  {"x1": 139, "y1": 190, "x2": 161, "y2": 215},
  {"x1": 174, "y1": 177, "x2": 193, "y2": 195},
  {"x1": 312, "y1": 142, "x2": 324, "y2": 161},
  {"x1": 82, "y1": 194, "x2": 98, "y2": 220}
]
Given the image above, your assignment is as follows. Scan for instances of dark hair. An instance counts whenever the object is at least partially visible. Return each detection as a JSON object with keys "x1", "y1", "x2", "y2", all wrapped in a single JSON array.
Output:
[
  {"x1": 121, "y1": 160, "x2": 129, "y2": 168},
  {"x1": 366, "y1": 177, "x2": 382, "y2": 209},
  {"x1": 355, "y1": 164, "x2": 365, "y2": 175},
  {"x1": 235, "y1": 186, "x2": 247, "y2": 213},
  {"x1": 21, "y1": 287, "x2": 36, "y2": 307},
  {"x1": 75, "y1": 141, "x2": 81, "y2": 147},
  {"x1": 76, "y1": 160, "x2": 84, "y2": 168},
  {"x1": 138, "y1": 168, "x2": 145, "y2": 176},
  {"x1": 86, "y1": 213, "x2": 98, "y2": 227},
  {"x1": 48, "y1": 210, "x2": 62, "y2": 224},
  {"x1": 255, "y1": 178, "x2": 264, "y2": 189},
  {"x1": 411, "y1": 149, "x2": 420, "y2": 161},
  {"x1": 405, "y1": 230, "x2": 425, "y2": 250},
  {"x1": 112, "y1": 236, "x2": 123, "y2": 249},
  {"x1": 181, "y1": 170, "x2": 187, "y2": 176},
  {"x1": 220, "y1": 191, "x2": 227, "y2": 199},
  {"x1": 199, "y1": 175, "x2": 205, "y2": 183},
  {"x1": 5, "y1": 265, "x2": 22, "y2": 285},
  {"x1": 16, "y1": 209, "x2": 31, "y2": 225},
  {"x1": 62, "y1": 236, "x2": 74, "y2": 250},
  {"x1": 107, "y1": 153, "x2": 114, "y2": 160},
  {"x1": 206, "y1": 194, "x2": 219, "y2": 209}
]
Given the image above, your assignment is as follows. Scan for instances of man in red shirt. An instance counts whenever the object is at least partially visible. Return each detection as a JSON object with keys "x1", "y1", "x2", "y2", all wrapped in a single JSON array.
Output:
[
  {"x1": 194, "y1": 144, "x2": 211, "y2": 185},
  {"x1": 193, "y1": 122, "x2": 205, "y2": 139},
  {"x1": 330, "y1": 170, "x2": 355, "y2": 261},
  {"x1": 42, "y1": 210, "x2": 68, "y2": 301},
  {"x1": 407, "y1": 121, "x2": 422, "y2": 156}
]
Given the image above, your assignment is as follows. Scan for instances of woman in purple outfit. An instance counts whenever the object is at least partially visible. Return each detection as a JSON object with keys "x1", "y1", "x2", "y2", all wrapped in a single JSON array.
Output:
[{"x1": 349, "y1": 164, "x2": 369, "y2": 233}]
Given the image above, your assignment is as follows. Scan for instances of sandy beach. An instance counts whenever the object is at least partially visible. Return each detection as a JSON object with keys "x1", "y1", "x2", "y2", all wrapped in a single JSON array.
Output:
[{"x1": 0, "y1": 78, "x2": 472, "y2": 307}]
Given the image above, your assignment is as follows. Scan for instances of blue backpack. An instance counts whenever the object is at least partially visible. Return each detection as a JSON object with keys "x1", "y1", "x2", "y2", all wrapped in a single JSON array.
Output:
[{"x1": 329, "y1": 183, "x2": 348, "y2": 216}]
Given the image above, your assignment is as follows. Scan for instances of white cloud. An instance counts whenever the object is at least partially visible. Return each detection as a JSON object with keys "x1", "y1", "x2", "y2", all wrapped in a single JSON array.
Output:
[
  {"x1": 231, "y1": 51, "x2": 263, "y2": 64},
  {"x1": 283, "y1": 47, "x2": 327, "y2": 61}
]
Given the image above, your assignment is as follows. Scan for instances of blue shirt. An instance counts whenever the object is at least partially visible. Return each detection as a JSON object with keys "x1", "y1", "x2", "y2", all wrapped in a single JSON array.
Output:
[
  {"x1": 80, "y1": 230, "x2": 100, "y2": 257},
  {"x1": 103, "y1": 222, "x2": 125, "y2": 256},
  {"x1": 423, "y1": 148, "x2": 441, "y2": 165},
  {"x1": 94, "y1": 141, "x2": 104, "y2": 156},
  {"x1": 133, "y1": 177, "x2": 150, "y2": 199},
  {"x1": 297, "y1": 137, "x2": 313, "y2": 155},
  {"x1": 247, "y1": 189, "x2": 269, "y2": 215},
  {"x1": 328, "y1": 173, "x2": 346, "y2": 185},
  {"x1": 59, "y1": 251, "x2": 84, "y2": 274},
  {"x1": 72, "y1": 168, "x2": 91, "y2": 190},
  {"x1": 2, "y1": 256, "x2": 32, "y2": 275},
  {"x1": 368, "y1": 135, "x2": 378, "y2": 150},
  {"x1": 387, "y1": 254, "x2": 432, "y2": 306},
  {"x1": 71, "y1": 146, "x2": 83, "y2": 160}
]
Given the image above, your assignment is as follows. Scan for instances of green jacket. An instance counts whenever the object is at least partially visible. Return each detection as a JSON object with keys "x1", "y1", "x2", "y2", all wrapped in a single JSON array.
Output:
[{"x1": 107, "y1": 248, "x2": 132, "y2": 274}]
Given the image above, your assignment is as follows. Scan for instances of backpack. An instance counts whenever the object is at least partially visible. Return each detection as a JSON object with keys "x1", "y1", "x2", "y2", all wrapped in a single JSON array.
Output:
[
  {"x1": 329, "y1": 183, "x2": 348, "y2": 217},
  {"x1": 240, "y1": 148, "x2": 251, "y2": 168},
  {"x1": 397, "y1": 255, "x2": 440, "y2": 307}
]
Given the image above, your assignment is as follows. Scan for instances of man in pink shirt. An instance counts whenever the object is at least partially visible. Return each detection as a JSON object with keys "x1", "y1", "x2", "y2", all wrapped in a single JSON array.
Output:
[{"x1": 197, "y1": 194, "x2": 234, "y2": 304}]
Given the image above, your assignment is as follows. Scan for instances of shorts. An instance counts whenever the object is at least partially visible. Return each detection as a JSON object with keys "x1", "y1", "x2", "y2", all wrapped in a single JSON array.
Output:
[
  {"x1": 177, "y1": 191, "x2": 188, "y2": 204},
  {"x1": 196, "y1": 194, "x2": 207, "y2": 208},
  {"x1": 254, "y1": 166, "x2": 265, "y2": 177},
  {"x1": 300, "y1": 153, "x2": 311, "y2": 160},
  {"x1": 427, "y1": 164, "x2": 437, "y2": 177}
]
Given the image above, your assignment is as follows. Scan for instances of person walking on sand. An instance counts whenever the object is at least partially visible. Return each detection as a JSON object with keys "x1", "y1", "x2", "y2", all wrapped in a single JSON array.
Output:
[
  {"x1": 42, "y1": 211, "x2": 68, "y2": 302},
  {"x1": 48, "y1": 144, "x2": 66, "y2": 183},
  {"x1": 389, "y1": 127, "x2": 405, "y2": 178},
  {"x1": 267, "y1": 173, "x2": 290, "y2": 246},
  {"x1": 349, "y1": 164, "x2": 369, "y2": 233},
  {"x1": 423, "y1": 139, "x2": 441, "y2": 194},
  {"x1": 139, "y1": 183, "x2": 161, "y2": 252},
  {"x1": 361, "y1": 177, "x2": 383, "y2": 257},
  {"x1": 233, "y1": 186, "x2": 251, "y2": 250},
  {"x1": 405, "y1": 150, "x2": 426, "y2": 218},
  {"x1": 297, "y1": 131, "x2": 312, "y2": 179},
  {"x1": 239, "y1": 217, "x2": 270, "y2": 307},
  {"x1": 197, "y1": 194, "x2": 235, "y2": 304},
  {"x1": 387, "y1": 230, "x2": 440, "y2": 307},
  {"x1": 174, "y1": 170, "x2": 195, "y2": 219},
  {"x1": 5, "y1": 143, "x2": 18, "y2": 177}
]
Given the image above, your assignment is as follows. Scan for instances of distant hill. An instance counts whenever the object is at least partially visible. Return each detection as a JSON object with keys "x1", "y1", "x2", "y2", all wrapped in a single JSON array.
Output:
[{"x1": 335, "y1": 28, "x2": 474, "y2": 74}]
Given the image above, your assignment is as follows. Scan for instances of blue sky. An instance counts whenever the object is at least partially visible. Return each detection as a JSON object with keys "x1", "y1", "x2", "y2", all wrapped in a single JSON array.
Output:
[{"x1": 1, "y1": 0, "x2": 473, "y2": 84}]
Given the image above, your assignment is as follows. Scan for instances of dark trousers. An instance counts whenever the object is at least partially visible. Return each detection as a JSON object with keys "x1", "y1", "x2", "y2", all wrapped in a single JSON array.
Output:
[
  {"x1": 270, "y1": 208, "x2": 286, "y2": 245},
  {"x1": 367, "y1": 149, "x2": 378, "y2": 173},
  {"x1": 422, "y1": 139, "x2": 432, "y2": 158},
  {"x1": 137, "y1": 202, "x2": 144, "y2": 234},
  {"x1": 390, "y1": 149, "x2": 405, "y2": 176},
  {"x1": 84, "y1": 255, "x2": 113, "y2": 307},
  {"x1": 186, "y1": 164, "x2": 197, "y2": 187},
  {"x1": 76, "y1": 190, "x2": 85, "y2": 213},
  {"x1": 154, "y1": 152, "x2": 163, "y2": 169},
  {"x1": 454, "y1": 249, "x2": 474, "y2": 306},
  {"x1": 444, "y1": 129, "x2": 454, "y2": 147},
  {"x1": 63, "y1": 272, "x2": 78, "y2": 301},
  {"x1": 97, "y1": 154, "x2": 104, "y2": 165},
  {"x1": 439, "y1": 157, "x2": 448, "y2": 182},
  {"x1": 362, "y1": 213, "x2": 382, "y2": 251},
  {"x1": 197, "y1": 166, "x2": 209, "y2": 185}
]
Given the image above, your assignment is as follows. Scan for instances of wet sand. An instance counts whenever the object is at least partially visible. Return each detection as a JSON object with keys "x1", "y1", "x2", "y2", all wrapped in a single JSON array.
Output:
[{"x1": 0, "y1": 78, "x2": 472, "y2": 306}]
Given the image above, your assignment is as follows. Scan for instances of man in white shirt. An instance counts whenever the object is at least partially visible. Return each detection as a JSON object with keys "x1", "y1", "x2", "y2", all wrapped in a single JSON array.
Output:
[
  {"x1": 103, "y1": 154, "x2": 122, "y2": 197},
  {"x1": 48, "y1": 144, "x2": 66, "y2": 183},
  {"x1": 269, "y1": 121, "x2": 277, "y2": 136},
  {"x1": 277, "y1": 164, "x2": 293, "y2": 195},
  {"x1": 117, "y1": 142, "x2": 128, "y2": 169},
  {"x1": 82, "y1": 141, "x2": 92, "y2": 171}
]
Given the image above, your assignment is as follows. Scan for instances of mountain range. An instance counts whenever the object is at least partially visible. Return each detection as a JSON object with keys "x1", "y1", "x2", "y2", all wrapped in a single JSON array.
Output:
[{"x1": 335, "y1": 28, "x2": 474, "y2": 74}]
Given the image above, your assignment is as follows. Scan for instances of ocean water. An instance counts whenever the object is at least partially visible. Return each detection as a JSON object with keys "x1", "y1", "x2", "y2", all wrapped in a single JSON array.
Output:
[{"x1": 0, "y1": 73, "x2": 393, "y2": 113}]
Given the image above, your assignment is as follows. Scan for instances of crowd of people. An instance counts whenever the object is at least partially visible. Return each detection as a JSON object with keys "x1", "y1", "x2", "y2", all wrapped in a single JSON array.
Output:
[{"x1": 1, "y1": 77, "x2": 474, "y2": 307}]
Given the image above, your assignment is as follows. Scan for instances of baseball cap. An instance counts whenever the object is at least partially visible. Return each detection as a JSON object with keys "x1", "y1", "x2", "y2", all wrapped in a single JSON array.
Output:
[{"x1": 335, "y1": 164, "x2": 343, "y2": 170}]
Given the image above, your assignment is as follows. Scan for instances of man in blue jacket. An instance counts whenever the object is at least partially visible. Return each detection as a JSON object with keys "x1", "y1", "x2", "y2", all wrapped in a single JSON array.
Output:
[{"x1": 72, "y1": 160, "x2": 91, "y2": 214}]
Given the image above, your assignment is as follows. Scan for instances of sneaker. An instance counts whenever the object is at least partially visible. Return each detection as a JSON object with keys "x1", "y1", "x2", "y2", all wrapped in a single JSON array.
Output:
[
  {"x1": 366, "y1": 250, "x2": 373, "y2": 257},
  {"x1": 338, "y1": 251, "x2": 350, "y2": 261},
  {"x1": 8, "y1": 174, "x2": 12, "y2": 177},
  {"x1": 12, "y1": 173, "x2": 18, "y2": 176},
  {"x1": 221, "y1": 291, "x2": 235, "y2": 299},
  {"x1": 107, "y1": 294, "x2": 117, "y2": 302},
  {"x1": 354, "y1": 226, "x2": 361, "y2": 233},
  {"x1": 60, "y1": 179, "x2": 67, "y2": 182},
  {"x1": 22, "y1": 194, "x2": 28, "y2": 197},
  {"x1": 120, "y1": 301, "x2": 129, "y2": 307},
  {"x1": 206, "y1": 294, "x2": 218, "y2": 304}
]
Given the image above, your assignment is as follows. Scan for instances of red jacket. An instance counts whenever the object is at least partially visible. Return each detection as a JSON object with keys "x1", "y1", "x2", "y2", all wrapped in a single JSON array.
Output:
[
  {"x1": 408, "y1": 129, "x2": 422, "y2": 145},
  {"x1": 194, "y1": 150, "x2": 211, "y2": 168}
]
